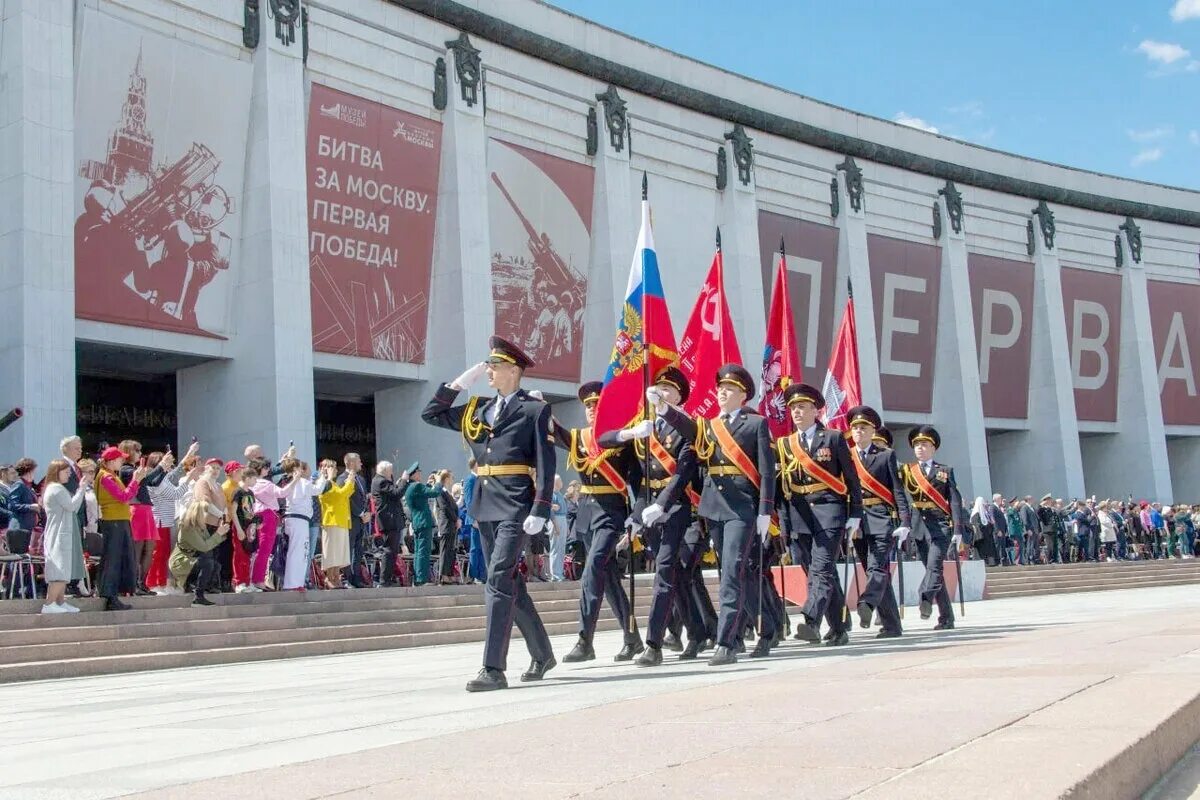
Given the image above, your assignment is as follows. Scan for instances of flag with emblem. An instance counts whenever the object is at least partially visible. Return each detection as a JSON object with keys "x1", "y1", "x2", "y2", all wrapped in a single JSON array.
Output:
[
  {"x1": 594, "y1": 175, "x2": 679, "y2": 436},
  {"x1": 759, "y1": 239, "x2": 801, "y2": 437},
  {"x1": 680, "y1": 230, "x2": 742, "y2": 419},
  {"x1": 821, "y1": 281, "x2": 862, "y2": 431}
]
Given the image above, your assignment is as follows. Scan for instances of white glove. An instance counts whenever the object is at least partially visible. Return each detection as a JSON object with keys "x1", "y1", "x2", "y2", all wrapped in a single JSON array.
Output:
[
  {"x1": 951, "y1": 532, "x2": 963, "y2": 548},
  {"x1": 757, "y1": 514, "x2": 771, "y2": 541},
  {"x1": 619, "y1": 419, "x2": 654, "y2": 442},
  {"x1": 527, "y1": 389, "x2": 544, "y2": 401},
  {"x1": 845, "y1": 517, "x2": 861, "y2": 533},
  {"x1": 641, "y1": 503, "x2": 665, "y2": 527},
  {"x1": 892, "y1": 526, "x2": 910, "y2": 544},
  {"x1": 646, "y1": 387, "x2": 667, "y2": 414},
  {"x1": 522, "y1": 515, "x2": 543, "y2": 536},
  {"x1": 451, "y1": 362, "x2": 487, "y2": 391}
]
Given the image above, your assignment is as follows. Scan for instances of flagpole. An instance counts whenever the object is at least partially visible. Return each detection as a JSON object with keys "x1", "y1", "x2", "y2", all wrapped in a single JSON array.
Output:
[
  {"x1": 777, "y1": 236, "x2": 788, "y2": 636},
  {"x1": 630, "y1": 172, "x2": 650, "y2": 640}
]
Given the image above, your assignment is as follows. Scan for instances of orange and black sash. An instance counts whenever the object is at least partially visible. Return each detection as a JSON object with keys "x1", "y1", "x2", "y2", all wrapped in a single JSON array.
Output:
[
  {"x1": 909, "y1": 463, "x2": 951, "y2": 516},
  {"x1": 710, "y1": 418, "x2": 760, "y2": 489},
  {"x1": 579, "y1": 428, "x2": 628, "y2": 493},
  {"x1": 787, "y1": 434, "x2": 847, "y2": 495},
  {"x1": 649, "y1": 434, "x2": 701, "y2": 507},
  {"x1": 850, "y1": 448, "x2": 894, "y2": 506}
]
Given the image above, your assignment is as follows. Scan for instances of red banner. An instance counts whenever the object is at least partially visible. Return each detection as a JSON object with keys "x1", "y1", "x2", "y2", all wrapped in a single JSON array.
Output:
[
  {"x1": 307, "y1": 84, "x2": 442, "y2": 362},
  {"x1": 759, "y1": 248, "x2": 801, "y2": 437},
  {"x1": 1060, "y1": 267, "x2": 1122, "y2": 422},
  {"x1": 680, "y1": 249, "x2": 742, "y2": 418},
  {"x1": 821, "y1": 296, "x2": 862, "y2": 431},
  {"x1": 1148, "y1": 279, "x2": 1200, "y2": 425},
  {"x1": 968, "y1": 253, "x2": 1034, "y2": 419},
  {"x1": 868, "y1": 234, "x2": 941, "y2": 413}
]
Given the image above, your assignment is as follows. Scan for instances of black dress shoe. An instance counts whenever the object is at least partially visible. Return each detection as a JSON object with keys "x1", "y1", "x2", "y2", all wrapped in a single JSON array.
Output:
[
  {"x1": 772, "y1": 628, "x2": 784, "y2": 647},
  {"x1": 134, "y1": 585, "x2": 154, "y2": 597},
  {"x1": 875, "y1": 629, "x2": 902, "y2": 639},
  {"x1": 615, "y1": 639, "x2": 645, "y2": 662},
  {"x1": 192, "y1": 596, "x2": 215, "y2": 607},
  {"x1": 793, "y1": 621, "x2": 822, "y2": 643},
  {"x1": 104, "y1": 597, "x2": 130, "y2": 611},
  {"x1": 749, "y1": 638, "x2": 772, "y2": 658},
  {"x1": 635, "y1": 645, "x2": 663, "y2": 667},
  {"x1": 824, "y1": 630, "x2": 850, "y2": 647},
  {"x1": 919, "y1": 599, "x2": 933, "y2": 619},
  {"x1": 857, "y1": 602, "x2": 874, "y2": 629},
  {"x1": 563, "y1": 638, "x2": 596, "y2": 663},
  {"x1": 663, "y1": 632, "x2": 684, "y2": 652},
  {"x1": 707, "y1": 645, "x2": 737, "y2": 666},
  {"x1": 700, "y1": 638, "x2": 715, "y2": 652},
  {"x1": 933, "y1": 621, "x2": 955, "y2": 631},
  {"x1": 465, "y1": 667, "x2": 508, "y2": 692},
  {"x1": 679, "y1": 639, "x2": 701, "y2": 660},
  {"x1": 521, "y1": 656, "x2": 557, "y2": 682}
]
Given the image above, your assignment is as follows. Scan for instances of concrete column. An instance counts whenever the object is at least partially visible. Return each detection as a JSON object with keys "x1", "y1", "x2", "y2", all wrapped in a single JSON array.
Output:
[
  {"x1": 1080, "y1": 230, "x2": 1172, "y2": 500},
  {"x1": 832, "y1": 165, "x2": 882, "y2": 408},
  {"x1": 376, "y1": 38, "x2": 494, "y2": 474},
  {"x1": 580, "y1": 101, "x2": 633, "y2": 383},
  {"x1": 177, "y1": 19, "x2": 314, "y2": 460},
  {"x1": 930, "y1": 196, "x2": 991, "y2": 499},
  {"x1": 1167, "y1": 437, "x2": 1200, "y2": 502},
  {"x1": 988, "y1": 207, "x2": 1085, "y2": 499},
  {"x1": 716, "y1": 138, "x2": 766, "y2": 367},
  {"x1": 0, "y1": 0, "x2": 76, "y2": 461}
]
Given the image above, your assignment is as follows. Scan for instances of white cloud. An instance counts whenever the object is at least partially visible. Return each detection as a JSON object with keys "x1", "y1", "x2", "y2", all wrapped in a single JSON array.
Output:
[
  {"x1": 1170, "y1": 0, "x2": 1200, "y2": 22},
  {"x1": 1128, "y1": 125, "x2": 1174, "y2": 141},
  {"x1": 1190, "y1": 130, "x2": 1200, "y2": 145},
  {"x1": 1131, "y1": 147, "x2": 1164, "y2": 166},
  {"x1": 894, "y1": 112, "x2": 939, "y2": 134},
  {"x1": 1137, "y1": 39, "x2": 1191, "y2": 64}
]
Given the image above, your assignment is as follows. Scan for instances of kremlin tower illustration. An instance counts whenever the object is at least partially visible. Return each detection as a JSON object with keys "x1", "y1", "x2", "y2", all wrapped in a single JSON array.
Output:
[{"x1": 80, "y1": 47, "x2": 155, "y2": 184}]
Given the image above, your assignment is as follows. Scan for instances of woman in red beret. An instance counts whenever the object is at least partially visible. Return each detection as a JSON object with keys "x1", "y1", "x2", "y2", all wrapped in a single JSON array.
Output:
[{"x1": 96, "y1": 446, "x2": 150, "y2": 610}]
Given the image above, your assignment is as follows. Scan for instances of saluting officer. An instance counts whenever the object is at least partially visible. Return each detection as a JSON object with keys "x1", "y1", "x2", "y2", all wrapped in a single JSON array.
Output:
[
  {"x1": 776, "y1": 383, "x2": 862, "y2": 647},
  {"x1": 902, "y1": 425, "x2": 964, "y2": 630},
  {"x1": 554, "y1": 381, "x2": 645, "y2": 663},
  {"x1": 661, "y1": 363, "x2": 775, "y2": 666},
  {"x1": 421, "y1": 336, "x2": 556, "y2": 692},
  {"x1": 602, "y1": 366, "x2": 699, "y2": 666},
  {"x1": 844, "y1": 406, "x2": 909, "y2": 639}
]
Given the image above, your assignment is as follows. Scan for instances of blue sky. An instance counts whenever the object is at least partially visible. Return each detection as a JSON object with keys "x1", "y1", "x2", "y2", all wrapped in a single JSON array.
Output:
[{"x1": 547, "y1": 0, "x2": 1200, "y2": 191}]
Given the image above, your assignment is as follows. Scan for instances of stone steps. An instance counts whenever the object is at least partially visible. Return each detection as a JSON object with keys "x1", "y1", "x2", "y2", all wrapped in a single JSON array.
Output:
[{"x1": 984, "y1": 559, "x2": 1200, "y2": 598}]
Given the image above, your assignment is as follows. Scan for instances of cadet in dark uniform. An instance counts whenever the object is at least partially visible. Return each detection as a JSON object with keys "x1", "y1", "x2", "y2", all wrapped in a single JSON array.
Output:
[
  {"x1": 844, "y1": 406, "x2": 910, "y2": 638},
  {"x1": 675, "y1": 519, "x2": 718, "y2": 658},
  {"x1": 901, "y1": 425, "x2": 964, "y2": 630},
  {"x1": 601, "y1": 366, "x2": 699, "y2": 666},
  {"x1": 776, "y1": 384, "x2": 862, "y2": 647},
  {"x1": 421, "y1": 336, "x2": 556, "y2": 692},
  {"x1": 662, "y1": 364, "x2": 775, "y2": 666},
  {"x1": 555, "y1": 381, "x2": 645, "y2": 663}
]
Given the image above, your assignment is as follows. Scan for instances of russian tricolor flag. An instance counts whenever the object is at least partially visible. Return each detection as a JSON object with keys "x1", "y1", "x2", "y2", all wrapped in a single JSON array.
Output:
[{"x1": 594, "y1": 179, "x2": 679, "y2": 437}]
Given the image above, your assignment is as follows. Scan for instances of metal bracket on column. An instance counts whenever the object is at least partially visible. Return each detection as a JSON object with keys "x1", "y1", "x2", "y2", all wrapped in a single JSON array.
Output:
[
  {"x1": 301, "y1": 6, "x2": 309, "y2": 63},
  {"x1": 1032, "y1": 200, "x2": 1055, "y2": 250},
  {"x1": 243, "y1": 0, "x2": 260, "y2": 49},
  {"x1": 446, "y1": 32, "x2": 482, "y2": 108},
  {"x1": 432, "y1": 58, "x2": 448, "y2": 110},
  {"x1": 837, "y1": 156, "x2": 864, "y2": 212},
  {"x1": 932, "y1": 201, "x2": 943, "y2": 240},
  {"x1": 716, "y1": 146, "x2": 728, "y2": 191},
  {"x1": 938, "y1": 180, "x2": 963, "y2": 234},
  {"x1": 595, "y1": 85, "x2": 628, "y2": 153},
  {"x1": 586, "y1": 107, "x2": 598, "y2": 156},
  {"x1": 268, "y1": 0, "x2": 301, "y2": 47},
  {"x1": 1120, "y1": 216, "x2": 1142, "y2": 264},
  {"x1": 1115, "y1": 235, "x2": 1124, "y2": 269},
  {"x1": 830, "y1": 176, "x2": 840, "y2": 218},
  {"x1": 1026, "y1": 220, "x2": 1035, "y2": 256},
  {"x1": 724, "y1": 124, "x2": 753, "y2": 186}
]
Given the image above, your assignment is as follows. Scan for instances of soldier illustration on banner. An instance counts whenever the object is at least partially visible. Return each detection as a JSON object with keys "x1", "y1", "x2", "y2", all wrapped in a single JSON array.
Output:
[
  {"x1": 73, "y1": 10, "x2": 251, "y2": 337},
  {"x1": 487, "y1": 139, "x2": 594, "y2": 382}
]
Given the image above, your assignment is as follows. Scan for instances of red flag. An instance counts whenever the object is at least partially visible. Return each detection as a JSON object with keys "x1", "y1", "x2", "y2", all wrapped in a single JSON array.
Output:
[
  {"x1": 680, "y1": 239, "x2": 741, "y2": 419},
  {"x1": 759, "y1": 243, "x2": 801, "y2": 437},
  {"x1": 821, "y1": 291, "x2": 862, "y2": 431}
]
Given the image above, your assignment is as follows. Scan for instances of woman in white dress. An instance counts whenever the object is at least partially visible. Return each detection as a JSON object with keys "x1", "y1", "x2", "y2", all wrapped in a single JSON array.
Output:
[
  {"x1": 280, "y1": 458, "x2": 329, "y2": 591},
  {"x1": 41, "y1": 458, "x2": 91, "y2": 614}
]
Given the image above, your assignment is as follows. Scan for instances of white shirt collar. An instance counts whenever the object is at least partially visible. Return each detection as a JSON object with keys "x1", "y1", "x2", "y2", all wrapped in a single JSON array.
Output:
[
  {"x1": 802, "y1": 423, "x2": 819, "y2": 441},
  {"x1": 921, "y1": 460, "x2": 933, "y2": 471}
]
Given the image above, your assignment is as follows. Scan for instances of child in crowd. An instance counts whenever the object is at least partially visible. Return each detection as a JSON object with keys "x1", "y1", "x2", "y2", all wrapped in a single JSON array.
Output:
[{"x1": 230, "y1": 467, "x2": 262, "y2": 593}]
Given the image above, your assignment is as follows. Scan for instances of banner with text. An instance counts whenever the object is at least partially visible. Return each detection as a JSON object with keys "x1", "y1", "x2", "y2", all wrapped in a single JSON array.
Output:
[
  {"x1": 867, "y1": 235, "x2": 942, "y2": 413},
  {"x1": 307, "y1": 84, "x2": 442, "y2": 362},
  {"x1": 1148, "y1": 279, "x2": 1200, "y2": 425},
  {"x1": 1060, "y1": 267, "x2": 1122, "y2": 422},
  {"x1": 487, "y1": 139, "x2": 594, "y2": 382},
  {"x1": 968, "y1": 253, "x2": 1034, "y2": 419},
  {"x1": 73, "y1": 9, "x2": 252, "y2": 337}
]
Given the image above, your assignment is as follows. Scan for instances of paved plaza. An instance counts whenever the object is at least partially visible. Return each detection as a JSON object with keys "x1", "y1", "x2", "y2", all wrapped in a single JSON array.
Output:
[{"x1": 2, "y1": 585, "x2": 1199, "y2": 799}]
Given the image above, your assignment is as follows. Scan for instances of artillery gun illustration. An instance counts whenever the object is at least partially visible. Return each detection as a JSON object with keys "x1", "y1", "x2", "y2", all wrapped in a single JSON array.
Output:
[{"x1": 110, "y1": 143, "x2": 234, "y2": 250}]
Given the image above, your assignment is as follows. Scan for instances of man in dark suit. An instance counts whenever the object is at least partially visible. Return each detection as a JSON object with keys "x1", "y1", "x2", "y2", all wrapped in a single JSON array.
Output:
[
  {"x1": 338, "y1": 453, "x2": 371, "y2": 587},
  {"x1": 775, "y1": 384, "x2": 863, "y2": 648},
  {"x1": 902, "y1": 425, "x2": 964, "y2": 630},
  {"x1": 601, "y1": 366, "x2": 698, "y2": 667},
  {"x1": 553, "y1": 381, "x2": 644, "y2": 663},
  {"x1": 662, "y1": 363, "x2": 775, "y2": 666},
  {"x1": 844, "y1": 406, "x2": 909, "y2": 638},
  {"x1": 370, "y1": 461, "x2": 410, "y2": 586},
  {"x1": 422, "y1": 336, "x2": 556, "y2": 692}
]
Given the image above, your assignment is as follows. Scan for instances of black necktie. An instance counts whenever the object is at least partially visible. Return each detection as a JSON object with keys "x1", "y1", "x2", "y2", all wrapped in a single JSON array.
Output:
[{"x1": 493, "y1": 397, "x2": 505, "y2": 425}]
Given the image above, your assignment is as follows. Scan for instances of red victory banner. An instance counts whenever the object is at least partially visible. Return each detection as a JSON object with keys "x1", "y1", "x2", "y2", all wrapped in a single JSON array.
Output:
[
  {"x1": 821, "y1": 284, "x2": 863, "y2": 431},
  {"x1": 307, "y1": 84, "x2": 443, "y2": 362},
  {"x1": 680, "y1": 232, "x2": 742, "y2": 419},
  {"x1": 759, "y1": 239, "x2": 801, "y2": 437}
]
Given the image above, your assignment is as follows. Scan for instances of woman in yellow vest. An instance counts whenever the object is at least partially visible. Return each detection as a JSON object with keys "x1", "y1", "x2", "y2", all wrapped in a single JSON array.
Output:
[{"x1": 95, "y1": 446, "x2": 150, "y2": 611}]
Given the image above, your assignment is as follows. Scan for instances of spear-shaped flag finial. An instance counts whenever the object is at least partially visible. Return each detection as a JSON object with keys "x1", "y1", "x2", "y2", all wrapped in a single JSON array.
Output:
[
  {"x1": 847, "y1": 277, "x2": 854, "y2": 300},
  {"x1": 779, "y1": 236, "x2": 786, "y2": 257},
  {"x1": 716, "y1": 227, "x2": 722, "y2": 251},
  {"x1": 641, "y1": 172, "x2": 648, "y2": 200}
]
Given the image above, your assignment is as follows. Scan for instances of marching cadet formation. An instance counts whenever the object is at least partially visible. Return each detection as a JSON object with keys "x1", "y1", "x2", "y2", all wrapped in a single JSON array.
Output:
[{"x1": 424, "y1": 335, "x2": 966, "y2": 693}]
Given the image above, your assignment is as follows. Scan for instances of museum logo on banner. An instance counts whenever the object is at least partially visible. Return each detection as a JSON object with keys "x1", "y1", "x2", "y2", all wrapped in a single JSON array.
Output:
[{"x1": 307, "y1": 84, "x2": 443, "y2": 363}]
